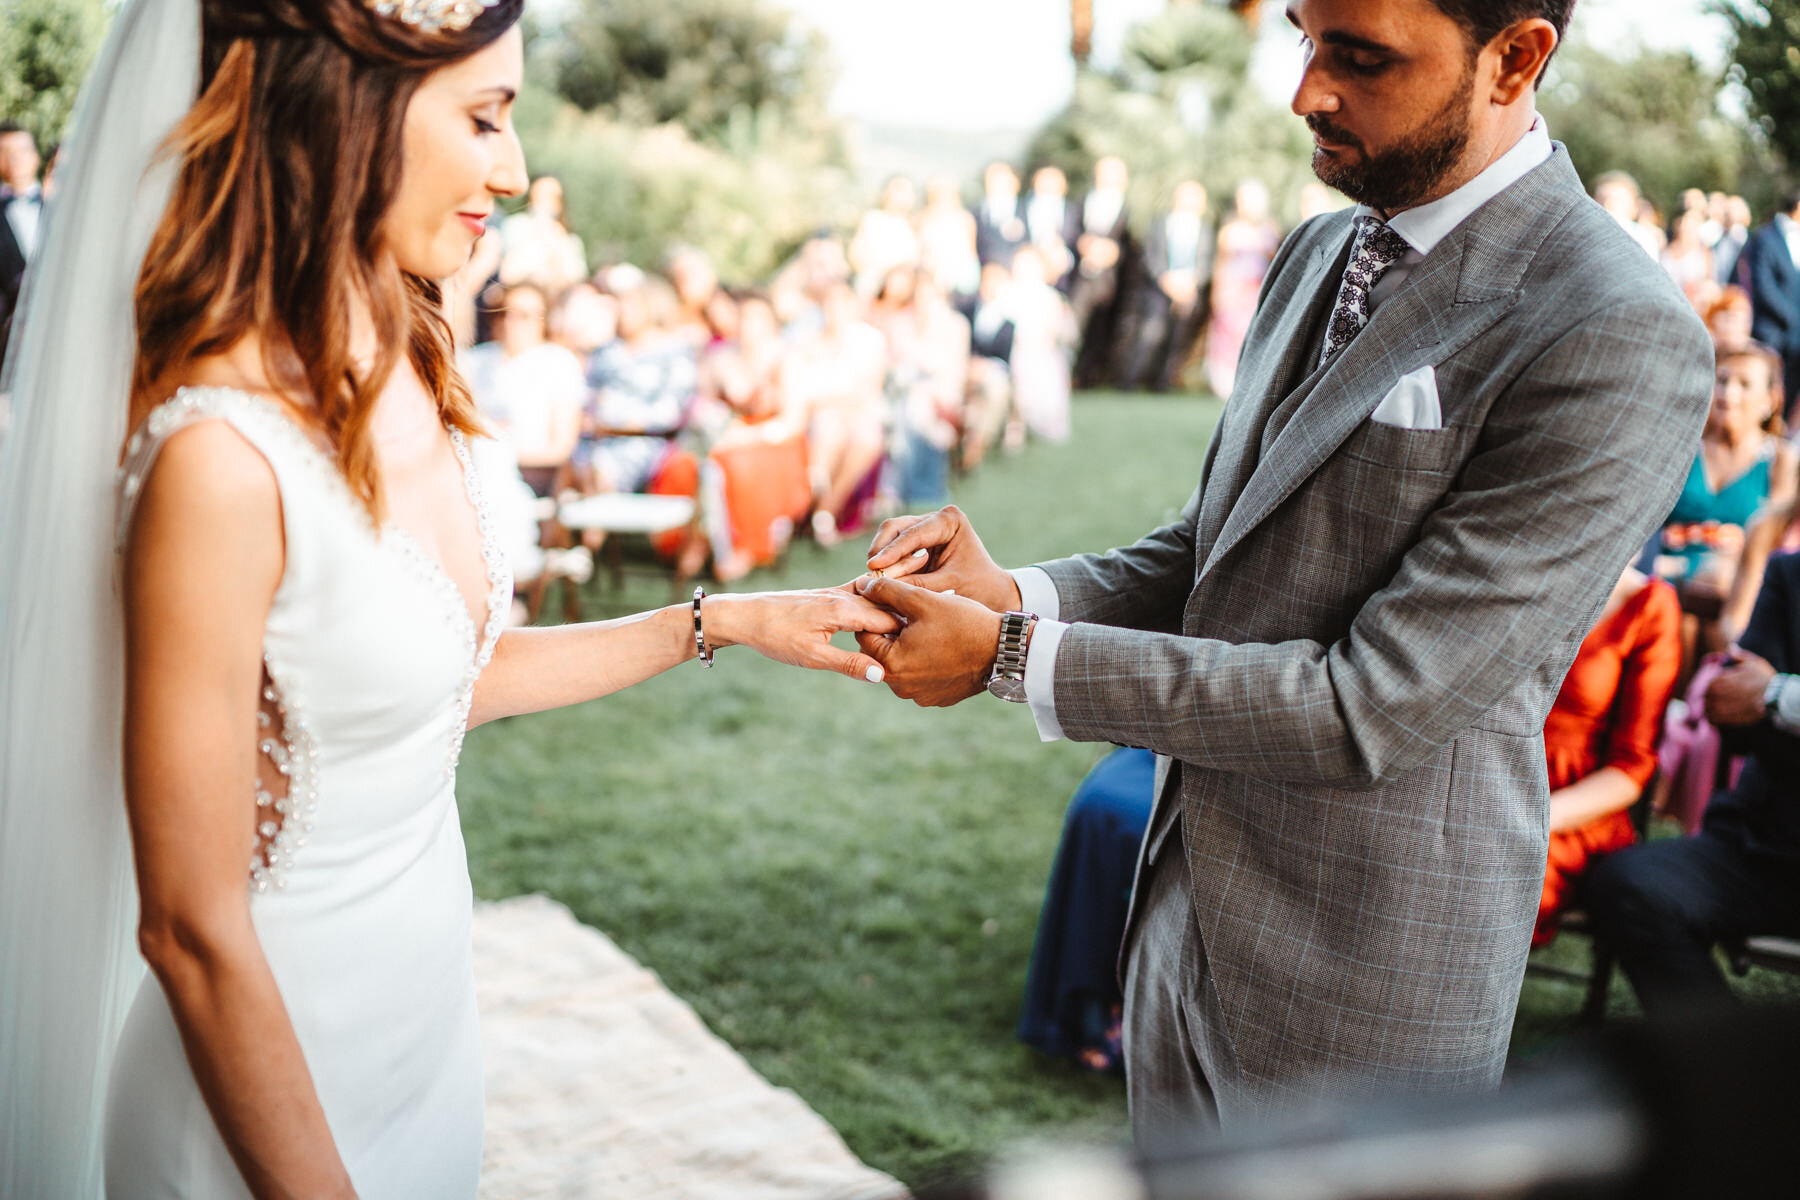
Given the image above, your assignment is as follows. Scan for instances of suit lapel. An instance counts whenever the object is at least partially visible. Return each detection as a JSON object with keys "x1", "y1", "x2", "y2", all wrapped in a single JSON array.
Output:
[
  {"x1": 1197, "y1": 148, "x2": 1583, "y2": 582},
  {"x1": 1193, "y1": 221, "x2": 1352, "y2": 563}
]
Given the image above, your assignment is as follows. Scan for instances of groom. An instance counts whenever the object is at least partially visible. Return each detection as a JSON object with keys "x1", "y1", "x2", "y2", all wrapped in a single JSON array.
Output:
[{"x1": 855, "y1": 0, "x2": 1712, "y2": 1133}]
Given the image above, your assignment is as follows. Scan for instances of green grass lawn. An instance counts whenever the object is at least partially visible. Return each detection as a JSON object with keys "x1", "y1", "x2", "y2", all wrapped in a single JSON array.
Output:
[{"x1": 456, "y1": 392, "x2": 1799, "y2": 1190}]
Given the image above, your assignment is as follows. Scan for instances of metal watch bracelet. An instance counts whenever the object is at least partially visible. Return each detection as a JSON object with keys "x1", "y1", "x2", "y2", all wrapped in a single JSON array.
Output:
[{"x1": 987, "y1": 610, "x2": 1037, "y2": 702}]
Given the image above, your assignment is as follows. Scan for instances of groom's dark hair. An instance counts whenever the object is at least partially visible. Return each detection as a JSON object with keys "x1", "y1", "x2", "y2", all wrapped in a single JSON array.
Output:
[{"x1": 1429, "y1": 0, "x2": 1575, "y2": 86}]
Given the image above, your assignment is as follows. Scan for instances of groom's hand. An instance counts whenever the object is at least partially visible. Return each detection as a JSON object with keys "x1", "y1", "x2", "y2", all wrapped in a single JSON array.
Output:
[
  {"x1": 864, "y1": 506, "x2": 1022, "y2": 614},
  {"x1": 854, "y1": 576, "x2": 1000, "y2": 707}
]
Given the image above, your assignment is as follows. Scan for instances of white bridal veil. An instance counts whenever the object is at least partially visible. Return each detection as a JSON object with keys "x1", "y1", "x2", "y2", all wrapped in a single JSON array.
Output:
[{"x1": 0, "y1": 0, "x2": 200, "y2": 1193}]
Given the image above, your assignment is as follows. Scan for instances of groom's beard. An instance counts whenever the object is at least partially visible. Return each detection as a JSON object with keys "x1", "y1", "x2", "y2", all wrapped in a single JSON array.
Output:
[{"x1": 1307, "y1": 71, "x2": 1474, "y2": 214}]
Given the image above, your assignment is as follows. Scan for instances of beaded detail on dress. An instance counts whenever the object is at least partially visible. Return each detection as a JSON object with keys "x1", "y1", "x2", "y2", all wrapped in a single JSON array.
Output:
[
  {"x1": 442, "y1": 428, "x2": 508, "y2": 781},
  {"x1": 116, "y1": 386, "x2": 510, "y2": 891},
  {"x1": 250, "y1": 669, "x2": 317, "y2": 893}
]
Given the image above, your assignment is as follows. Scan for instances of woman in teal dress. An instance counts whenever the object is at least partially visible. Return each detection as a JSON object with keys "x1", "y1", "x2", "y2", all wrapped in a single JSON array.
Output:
[{"x1": 1655, "y1": 342, "x2": 1796, "y2": 589}]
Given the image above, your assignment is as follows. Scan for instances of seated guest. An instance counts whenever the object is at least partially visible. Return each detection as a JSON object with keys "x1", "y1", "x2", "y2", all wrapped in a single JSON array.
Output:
[
  {"x1": 1723, "y1": 498, "x2": 1800, "y2": 646},
  {"x1": 1653, "y1": 343, "x2": 1797, "y2": 623},
  {"x1": 1535, "y1": 565, "x2": 1682, "y2": 945},
  {"x1": 786, "y1": 279, "x2": 886, "y2": 544},
  {"x1": 1703, "y1": 285, "x2": 1754, "y2": 352},
  {"x1": 459, "y1": 283, "x2": 585, "y2": 497},
  {"x1": 873, "y1": 268, "x2": 971, "y2": 509},
  {"x1": 1018, "y1": 747, "x2": 1156, "y2": 1073},
  {"x1": 548, "y1": 279, "x2": 617, "y2": 361},
  {"x1": 1005, "y1": 245, "x2": 1077, "y2": 444},
  {"x1": 577, "y1": 271, "x2": 698, "y2": 495},
  {"x1": 667, "y1": 245, "x2": 721, "y2": 354},
  {"x1": 1583, "y1": 550, "x2": 1800, "y2": 1016},
  {"x1": 955, "y1": 261, "x2": 1017, "y2": 471},
  {"x1": 696, "y1": 292, "x2": 810, "y2": 577},
  {"x1": 698, "y1": 292, "x2": 792, "y2": 434}
]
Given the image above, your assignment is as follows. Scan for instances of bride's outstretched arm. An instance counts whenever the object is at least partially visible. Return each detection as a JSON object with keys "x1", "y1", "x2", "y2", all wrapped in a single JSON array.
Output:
[
  {"x1": 122, "y1": 423, "x2": 358, "y2": 1198},
  {"x1": 466, "y1": 588, "x2": 902, "y2": 728}
]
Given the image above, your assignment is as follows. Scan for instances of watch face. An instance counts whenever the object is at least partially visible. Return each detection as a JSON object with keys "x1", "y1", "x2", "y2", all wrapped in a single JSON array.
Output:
[{"x1": 988, "y1": 673, "x2": 1028, "y2": 703}]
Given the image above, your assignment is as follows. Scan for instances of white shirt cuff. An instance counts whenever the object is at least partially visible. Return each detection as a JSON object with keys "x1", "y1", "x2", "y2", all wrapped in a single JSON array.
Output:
[
  {"x1": 1010, "y1": 566, "x2": 1060, "y2": 621},
  {"x1": 1022, "y1": 618, "x2": 1069, "y2": 743},
  {"x1": 1772, "y1": 674, "x2": 1800, "y2": 737},
  {"x1": 1008, "y1": 567, "x2": 1066, "y2": 742}
]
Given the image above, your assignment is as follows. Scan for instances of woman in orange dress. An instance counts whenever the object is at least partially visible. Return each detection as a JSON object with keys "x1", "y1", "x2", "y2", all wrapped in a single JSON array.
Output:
[{"x1": 1536, "y1": 566, "x2": 1682, "y2": 944}]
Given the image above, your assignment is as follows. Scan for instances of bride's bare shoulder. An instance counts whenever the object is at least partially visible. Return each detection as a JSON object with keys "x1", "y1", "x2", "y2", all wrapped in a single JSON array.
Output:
[{"x1": 127, "y1": 340, "x2": 287, "y2": 555}]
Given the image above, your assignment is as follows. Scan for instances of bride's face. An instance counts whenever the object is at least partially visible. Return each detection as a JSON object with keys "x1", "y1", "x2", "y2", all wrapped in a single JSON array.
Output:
[{"x1": 384, "y1": 27, "x2": 527, "y2": 280}]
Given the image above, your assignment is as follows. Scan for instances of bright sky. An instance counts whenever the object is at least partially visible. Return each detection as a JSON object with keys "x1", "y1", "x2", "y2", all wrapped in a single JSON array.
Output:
[{"x1": 779, "y1": 0, "x2": 1732, "y2": 129}]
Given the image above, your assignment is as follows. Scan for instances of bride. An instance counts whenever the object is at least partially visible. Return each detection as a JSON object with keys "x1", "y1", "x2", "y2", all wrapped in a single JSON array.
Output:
[{"x1": 0, "y1": 1, "x2": 898, "y2": 1196}]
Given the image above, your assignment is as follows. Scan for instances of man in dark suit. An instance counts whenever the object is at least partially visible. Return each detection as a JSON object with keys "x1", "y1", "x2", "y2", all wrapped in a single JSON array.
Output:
[
  {"x1": 1123, "y1": 179, "x2": 1215, "y2": 391},
  {"x1": 1584, "y1": 550, "x2": 1800, "y2": 1015},
  {"x1": 973, "y1": 162, "x2": 1027, "y2": 269},
  {"x1": 1071, "y1": 155, "x2": 1135, "y2": 388},
  {"x1": 0, "y1": 122, "x2": 42, "y2": 370},
  {"x1": 1734, "y1": 192, "x2": 1800, "y2": 421}
]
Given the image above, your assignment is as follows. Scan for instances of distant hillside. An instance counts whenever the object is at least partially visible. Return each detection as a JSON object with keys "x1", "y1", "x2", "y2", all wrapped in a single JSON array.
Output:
[{"x1": 842, "y1": 121, "x2": 1035, "y2": 199}]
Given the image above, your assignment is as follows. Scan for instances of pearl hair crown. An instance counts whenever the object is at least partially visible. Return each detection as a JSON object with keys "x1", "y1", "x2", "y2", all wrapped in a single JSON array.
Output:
[{"x1": 363, "y1": 0, "x2": 502, "y2": 35}]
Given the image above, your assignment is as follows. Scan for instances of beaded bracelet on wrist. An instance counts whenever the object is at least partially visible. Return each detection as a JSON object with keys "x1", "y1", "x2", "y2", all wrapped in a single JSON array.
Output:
[{"x1": 692, "y1": 586, "x2": 714, "y2": 667}]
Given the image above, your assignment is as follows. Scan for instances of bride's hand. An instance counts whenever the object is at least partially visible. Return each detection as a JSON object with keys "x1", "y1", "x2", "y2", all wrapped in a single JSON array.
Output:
[{"x1": 704, "y1": 590, "x2": 902, "y2": 682}]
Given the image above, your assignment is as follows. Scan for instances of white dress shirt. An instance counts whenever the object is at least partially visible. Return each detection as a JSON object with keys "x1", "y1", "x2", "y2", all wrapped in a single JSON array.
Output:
[
  {"x1": 4, "y1": 184, "x2": 42, "y2": 259},
  {"x1": 1026, "y1": 194, "x2": 1068, "y2": 247},
  {"x1": 1363, "y1": 118, "x2": 1552, "y2": 313},
  {"x1": 1010, "y1": 118, "x2": 1555, "y2": 742},
  {"x1": 1775, "y1": 213, "x2": 1800, "y2": 273},
  {"x1": 1084, "y1": 189, "x2": 1124, "y2": 236}
]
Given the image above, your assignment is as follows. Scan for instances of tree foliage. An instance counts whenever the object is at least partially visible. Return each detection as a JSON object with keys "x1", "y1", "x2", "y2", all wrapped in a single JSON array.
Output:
[
  {"x1": 539, "y1": 0, "x2": 838, "y2": 149},
  {"x1": 517, "y1": 0, "x2": 854, "y2": 282},
  {"x1": 0, "y1": 0, "x2": 106, "y2": 148},
  {"x1": 1716, "y1": 0, "x2": 1800, "y2": 182},
  {"x1": 1026, "y1": 4, "x2": 1314, "y2": 228},
  {"x1": 1539, "y1": 39, "x2": 1774, "y2": 215},
  {"x1": 511, "y1": 86, "x2": 856, "y2": 285}
]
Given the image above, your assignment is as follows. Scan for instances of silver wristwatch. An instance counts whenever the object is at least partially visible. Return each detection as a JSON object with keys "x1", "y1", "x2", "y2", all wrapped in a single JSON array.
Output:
[
  {"x1": 1765, "y1": 672, "x2": 1789, "y2": 720},
  {"x1": 987, "y1": 610, "x2": 1037, "y2": 703}
]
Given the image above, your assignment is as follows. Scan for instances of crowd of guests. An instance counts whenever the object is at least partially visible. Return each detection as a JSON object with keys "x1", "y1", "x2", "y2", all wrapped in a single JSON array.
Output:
[
  {"x1": 446, "y1": 159, "x2": 1335, "y2": 604},
  {"x1": 1020, "y1": 169, "x2": 1800, "y2": 1074}
]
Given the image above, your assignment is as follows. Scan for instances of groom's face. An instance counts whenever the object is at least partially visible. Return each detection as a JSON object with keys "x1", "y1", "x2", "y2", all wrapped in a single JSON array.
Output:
[{"x1": 1286, "y1": 0, "x2": 1483, "y2": 215}]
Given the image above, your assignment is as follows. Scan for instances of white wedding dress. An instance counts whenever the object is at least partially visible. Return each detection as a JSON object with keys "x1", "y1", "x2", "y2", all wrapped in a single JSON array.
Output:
[{"x1": 102, "y1": 386, "x2": 510, "y2": 1198}]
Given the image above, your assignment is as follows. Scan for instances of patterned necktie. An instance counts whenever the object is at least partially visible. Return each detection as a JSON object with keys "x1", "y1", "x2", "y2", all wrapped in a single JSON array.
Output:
[{"x1": 1318, "y1": 216, "x2": 1411, "y2": 367}]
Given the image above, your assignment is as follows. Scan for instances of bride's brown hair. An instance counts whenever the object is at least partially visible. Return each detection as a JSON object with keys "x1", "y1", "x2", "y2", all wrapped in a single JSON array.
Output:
[{"x1": 130, "y1": 0, "x2": 524, "y2": 520}]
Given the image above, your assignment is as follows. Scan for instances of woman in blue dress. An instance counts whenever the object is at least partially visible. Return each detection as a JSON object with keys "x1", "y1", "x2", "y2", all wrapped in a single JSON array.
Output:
[{"x1": 1018, "y1": 747, "x2": 1155, "y2": 1072}]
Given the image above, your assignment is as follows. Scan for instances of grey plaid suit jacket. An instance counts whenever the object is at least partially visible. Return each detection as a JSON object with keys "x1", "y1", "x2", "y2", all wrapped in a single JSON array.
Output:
[{"x1": 1035, "y1": 146, "x2": 1713, "y2": 1116}]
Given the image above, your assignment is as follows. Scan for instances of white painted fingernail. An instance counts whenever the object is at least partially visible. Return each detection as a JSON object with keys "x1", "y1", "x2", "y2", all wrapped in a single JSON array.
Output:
[
  {"x1": 865, "y1": 665, "x2": 885, "y2": 683},
  {"x1": 911, "y1": 548, "x2": 928, "y2": 558},
  {"x1": 943, "y1": 589, "x2": 957, "y2": 596}
]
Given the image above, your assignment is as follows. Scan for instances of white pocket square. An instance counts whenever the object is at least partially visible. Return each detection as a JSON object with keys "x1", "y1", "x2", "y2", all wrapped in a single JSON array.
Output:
[{"x1": 1369, "y1": 365, "x2": 1442, "y2": 431}]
